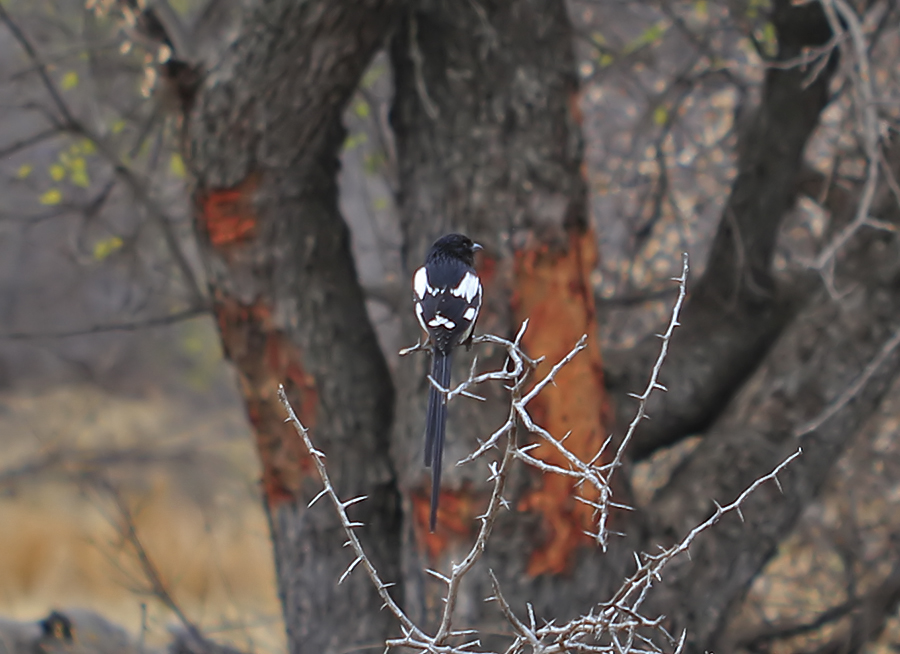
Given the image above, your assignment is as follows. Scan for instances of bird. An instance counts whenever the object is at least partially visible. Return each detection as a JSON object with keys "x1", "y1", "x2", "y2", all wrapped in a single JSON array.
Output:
[{"x1": 413, "y1": 233, "x2": 483, "y2": 531}]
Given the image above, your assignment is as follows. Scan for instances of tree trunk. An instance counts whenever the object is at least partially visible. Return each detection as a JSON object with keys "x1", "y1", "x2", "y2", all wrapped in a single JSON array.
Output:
[
  {"x1": 181, "y1": 0, "x2": 900, "y2": 653},
  {"x1": 606, "y1": 0, "x2": 837, "y2": 459},
  {"x1": 389, "y1": 0, "x2": 627, "y2": 636},
  {"x1": 645, "y1": 154, "x2": 900, "y2": 650},
  {"x1": 184, "y1": 2, "x2": 403, "y2": 653}
]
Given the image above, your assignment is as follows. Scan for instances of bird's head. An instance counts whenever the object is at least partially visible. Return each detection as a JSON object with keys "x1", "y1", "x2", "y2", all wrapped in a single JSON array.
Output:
[{"x1": 428, "y1": 233, "x2": 482, "y2": 266}]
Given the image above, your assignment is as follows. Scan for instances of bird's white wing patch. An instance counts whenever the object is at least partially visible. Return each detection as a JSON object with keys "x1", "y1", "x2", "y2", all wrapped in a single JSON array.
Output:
[
  {"x1": 415, "y1": 302, "x2": 428, "y2": 332},
  {"x1": 428, "y1": 314, "x2": 456, "y2": 329},
  {"x1": 450, "y1": 271, "x2": 481, "y2": 302},
  {"x1": 463, "y1": 306, "x2": 477, "y2": 321},
  {"x1": 413, "y1": 267, "x2": 430, "y2": 300}
]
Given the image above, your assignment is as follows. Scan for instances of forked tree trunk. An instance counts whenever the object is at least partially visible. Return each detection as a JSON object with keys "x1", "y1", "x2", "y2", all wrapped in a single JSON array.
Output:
[{"x1": 183, "y1": 0, "x2": 900, "y2": 653}]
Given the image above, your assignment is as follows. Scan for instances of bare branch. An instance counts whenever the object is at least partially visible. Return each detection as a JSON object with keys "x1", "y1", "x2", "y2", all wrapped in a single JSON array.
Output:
[
  {"x1": 808, "y1": 0, "x2": 884, "y2": 290},
  {"x1": 283, "y1": 268, "x2": 804, "y2": 654},
  {"x1": 93, "y1": 480, "x2": 236, "y2": 654},
  {"x1": 0, "y1": 3, "x2": 206, "y2": 304},
  {"x1": 794, "y1": 327, "x2": 900, "y2": 437},
  {"x1": 0, "y1": 305, "x2": 209, "y2": 340},
  {"x1": 278, "y1": 387, "x2": 425, "y2": 643}
]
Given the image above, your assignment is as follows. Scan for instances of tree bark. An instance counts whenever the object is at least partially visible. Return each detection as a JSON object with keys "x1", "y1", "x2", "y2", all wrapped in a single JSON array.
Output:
[
  {"x1": 184, "y1": 2, "x2": 403, "y2": 653},
  {"x1": 606, "y1": 0, "x2": 836, "y2": 459},
  {"x1": 389, "y1": 0, "x2": 628, "y2": 636},
  {"x1": 643, "y1": 141, "x2": 900, "y2": 653}
]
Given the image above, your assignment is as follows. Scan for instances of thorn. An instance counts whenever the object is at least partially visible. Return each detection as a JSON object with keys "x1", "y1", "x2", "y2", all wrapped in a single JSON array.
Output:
[
  {"x1": 338, "y1": 555, "x2": 364, "y2": 584},
  {"x1": 774, "y1": 474, "x2": 784, "y2": 494},
  {"x1": 342, "y1": 495, "x2": 368, "y2": 508},
  {"x1": 425, "y1": 568, "x2": 451, "y2": 584},
  {"x1": 307, "y1": 488, "x2": 328, "y2": 508},
  {"x1": 737, "y1": 506, "x2": 745, "y2": 523},
  {"x1": 609, "y1": 502, "x2": 634, "y2": 512},
  {"x1": 574, "y1": 496, "x2": 602, "y2": 510}
]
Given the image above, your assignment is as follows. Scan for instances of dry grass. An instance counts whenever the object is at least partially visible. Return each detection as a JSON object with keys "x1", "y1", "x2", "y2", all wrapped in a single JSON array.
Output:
[{"x1": 0, "y1": 385, "x2": 284, "y2": 653}]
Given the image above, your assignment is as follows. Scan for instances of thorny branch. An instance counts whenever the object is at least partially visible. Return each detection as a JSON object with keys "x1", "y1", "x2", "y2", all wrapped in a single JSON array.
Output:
[{"x1": 279, "y1": 251, "x2": 801, "y2": 654}]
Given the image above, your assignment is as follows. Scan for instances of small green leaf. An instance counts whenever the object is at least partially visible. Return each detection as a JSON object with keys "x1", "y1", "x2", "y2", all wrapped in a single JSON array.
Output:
[
  {"x1": 694, "y1": 0, "x2": 707, "y2": 18},
  {"x1": 343, "y1": 132, "x2": 368, "y2": 151},
  {"x1": 761, "y1": 22, "x2": 777, "y2": 55},
  {"x1": 624, "y1": 22, "x2": 667, "y2": 54},
  {"x1": 354, "y1": 100, "x2": 370, "y2": 118},
  {"x1": 93, "y1": 236, "x2": 123, "y2": 261},
  {"x1": 80, "y1": 138, "x2": 96, "y2": 154},
  {"x1": 61, "y1": 71, "x2": 79, "y2": 90},
  {"x1": 361, "y1": 64, "x2": 386, "y2": 89},
  {"x1": 653, "y1": 106, "x2": 668, "y2": 126},
  {"x1": 364, "y1": 151, "x2": 386, "y2": 174},
  {"x1": 49, "y1": 163, "x2": 66, "y2": 181},
  {"x1": 69, "y1": 157, "x2": 90, "y2": 188},
  {"x1": 169, "y1": 153, "x2": 186, "y2": 178},
  {"x1": 16, "y1": 163, "x2": 33, "y2": 179},
  {"x1": 112, "y1": 119, "x2": 127, "y2": 134},
  {"x1": 597, "y1": 53, "x2": 614, "y2": 68},
  {"x1": 40, "y1": 189, "x2": 63, "y2": 205}
]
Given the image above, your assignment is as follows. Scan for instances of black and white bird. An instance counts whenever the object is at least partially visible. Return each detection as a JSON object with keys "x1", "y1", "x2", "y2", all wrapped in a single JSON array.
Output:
[{"x1": 413, "y1": 233, "x2": 483, "y2": 531}]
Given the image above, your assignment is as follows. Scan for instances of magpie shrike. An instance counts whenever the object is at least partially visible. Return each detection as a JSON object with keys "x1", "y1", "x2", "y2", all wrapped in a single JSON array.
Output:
[{"x1": 413, "y1": 234, "x2": 483, "y2": 531}]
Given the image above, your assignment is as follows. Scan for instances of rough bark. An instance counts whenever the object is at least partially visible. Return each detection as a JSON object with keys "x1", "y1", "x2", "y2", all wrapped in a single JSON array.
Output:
[
  {"x1": 390, "y1": 0, "x2": 628, "y2": 636},
  {"x1": 184, "y1": 2, "x2": 403, "y2": 653},
  {"x1": 606, "y1": 0, "x2": 836, "y2": 459},
  {"x1": 643, "y1": 143, "x2": 900, "y2": 652}
]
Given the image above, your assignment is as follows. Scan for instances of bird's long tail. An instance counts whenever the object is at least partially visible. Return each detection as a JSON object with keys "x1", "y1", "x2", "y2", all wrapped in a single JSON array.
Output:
[{"x1": 424, "y1": 349, "x2": 452, "y2": 531}]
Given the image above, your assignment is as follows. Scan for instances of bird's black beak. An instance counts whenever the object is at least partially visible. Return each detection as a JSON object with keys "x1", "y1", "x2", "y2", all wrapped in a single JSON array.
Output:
[{"x1": 472, "y1": 243, "x2": 483, "y2": 252}]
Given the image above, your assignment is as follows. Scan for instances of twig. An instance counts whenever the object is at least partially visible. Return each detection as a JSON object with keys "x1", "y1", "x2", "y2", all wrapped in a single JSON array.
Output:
[
  {"x1": 283, "y1": 275, "x2": 803, "y2": 654},
  {"x1": 809, "y1": 0, "x2": 883, "y2": 291},
  {"x1": 794, "y1": 328, "x2": 900, "y2": 438},
  {"x1": 95, "y1": 479, "x2": 216, "y2": 653},
  {"x1": 528, "y1": 450, "x2": 802, "y2": 654},
  {"x1": 278, "y1": 387, "x2": 425, "y2": 643},
  {"x1": 0, "y1": 3, "x2": 206, "y2": 304},
  {"x1": 0, "y1": 126, "x2": 61, "y2": 158},
  {"x1": 592, "y1": 253, "x2": 689, "y2": 549},
  {"x1": 0, "y1": 305, "x2": 209, "y2": 340}
]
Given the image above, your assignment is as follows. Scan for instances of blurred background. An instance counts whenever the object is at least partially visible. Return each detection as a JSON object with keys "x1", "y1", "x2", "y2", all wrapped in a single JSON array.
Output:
[{"x1": 0, "y1": 0, "x2": 898, "y2": 653}]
